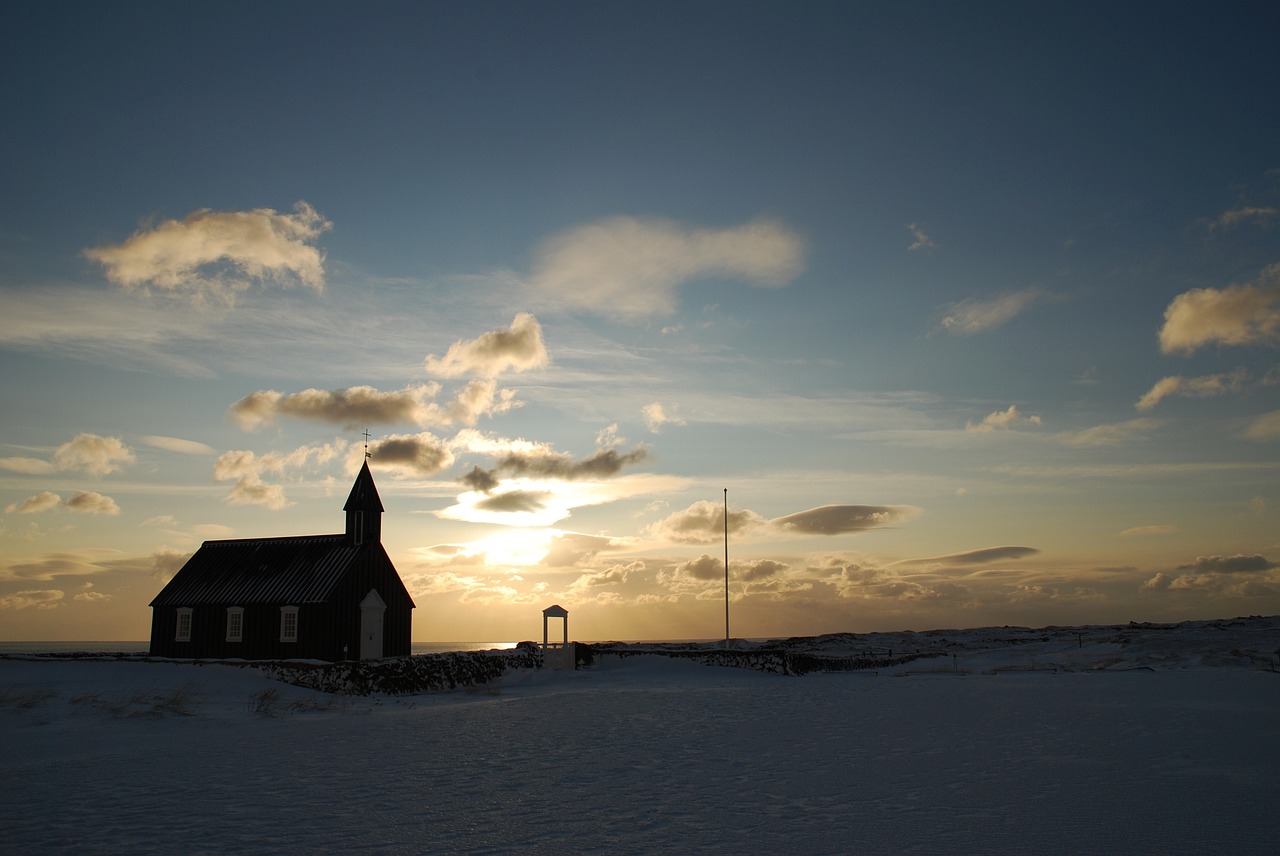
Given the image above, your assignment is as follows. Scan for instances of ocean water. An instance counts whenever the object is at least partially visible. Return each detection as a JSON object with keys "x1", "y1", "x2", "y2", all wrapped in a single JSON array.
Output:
[{"x1": 0, "y1": 641, "x2": 518, "y2": 656}]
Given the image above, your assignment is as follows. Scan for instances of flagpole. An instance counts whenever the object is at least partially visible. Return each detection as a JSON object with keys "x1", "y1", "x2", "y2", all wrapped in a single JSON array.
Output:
[{"x1": 724, "y1": 487, "x2": 729, "y2": 649}]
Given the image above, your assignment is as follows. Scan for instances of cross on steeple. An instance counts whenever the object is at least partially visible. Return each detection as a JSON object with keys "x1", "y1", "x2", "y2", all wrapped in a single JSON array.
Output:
[{"x1": 362, "y1": 429, "x2": 372, "y2": 460}]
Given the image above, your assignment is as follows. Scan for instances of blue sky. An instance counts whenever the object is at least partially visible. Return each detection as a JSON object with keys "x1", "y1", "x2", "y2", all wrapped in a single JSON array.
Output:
[{"x1": 2, "y1": 1, "x2": 1278, "y2": 642}]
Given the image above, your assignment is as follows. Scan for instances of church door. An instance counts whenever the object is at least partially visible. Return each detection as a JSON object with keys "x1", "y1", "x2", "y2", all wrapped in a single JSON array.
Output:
[{"x1": 359, "y1": 589, "x2": 387, "y2": 660}]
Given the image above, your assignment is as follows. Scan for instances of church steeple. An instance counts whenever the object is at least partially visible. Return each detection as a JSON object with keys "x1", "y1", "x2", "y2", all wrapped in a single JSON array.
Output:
[{"x1": 344, "y1": 460, "x2": 384, "y2": 545}]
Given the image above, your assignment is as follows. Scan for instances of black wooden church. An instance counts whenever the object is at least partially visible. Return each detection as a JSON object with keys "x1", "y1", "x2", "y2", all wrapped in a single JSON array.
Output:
[{"x1": 149, "y1": 461, "x2": 414, "y2": 661}]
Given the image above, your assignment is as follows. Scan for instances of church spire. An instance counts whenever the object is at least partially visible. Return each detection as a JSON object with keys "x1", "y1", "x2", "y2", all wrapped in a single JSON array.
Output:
[{"x1": 344, "y1": 460, "x2": 383, "y2": 545}]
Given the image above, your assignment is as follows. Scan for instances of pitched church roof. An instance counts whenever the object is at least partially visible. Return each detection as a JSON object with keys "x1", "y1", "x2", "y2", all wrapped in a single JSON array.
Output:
[
  {"x1": 150, "y1": 461, "x2": 405, "y2": 608},
  {"x1": 149, "y1": 535, "x2": 364, "y2": 606}
]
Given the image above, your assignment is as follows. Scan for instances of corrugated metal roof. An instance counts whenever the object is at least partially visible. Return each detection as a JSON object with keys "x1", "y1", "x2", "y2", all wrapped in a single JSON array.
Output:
[{"x1": 149, "y1": 535, "x2": 363, "y2": 607}]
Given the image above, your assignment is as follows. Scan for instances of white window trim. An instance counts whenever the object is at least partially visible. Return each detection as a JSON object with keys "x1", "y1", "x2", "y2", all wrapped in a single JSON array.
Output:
[
  {"x1": 280, "y1": 605, "x2": 298, "y2": 643},
  {"x1": 175, "y1": 607, "x2": 193, "y2": 642},
  {"x1": 226, "y1": 606, "x2": 244, "y2": 643}
]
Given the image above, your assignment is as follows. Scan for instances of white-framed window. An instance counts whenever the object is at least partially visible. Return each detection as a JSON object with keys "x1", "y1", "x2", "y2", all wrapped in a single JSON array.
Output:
[
  {"x1": 280, "y1": 606, "x2": 298, "y2": 643},
  {"x1": 226, "y1": 607, "x2": 244, "y2": 643},
  {"x1": 175, "y1": 607, "x2": 193, "y2": 642}
]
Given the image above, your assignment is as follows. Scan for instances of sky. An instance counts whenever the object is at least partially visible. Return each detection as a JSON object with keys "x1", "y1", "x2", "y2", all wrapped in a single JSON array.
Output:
[{"x1": 2, "y1": 1, "x2": 1278, "y2": 643}]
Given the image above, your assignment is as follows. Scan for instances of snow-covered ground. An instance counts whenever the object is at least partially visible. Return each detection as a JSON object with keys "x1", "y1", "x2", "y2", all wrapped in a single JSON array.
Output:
[{"x1": 3, "y1": 617, "x2": 1278, "y2": 855}]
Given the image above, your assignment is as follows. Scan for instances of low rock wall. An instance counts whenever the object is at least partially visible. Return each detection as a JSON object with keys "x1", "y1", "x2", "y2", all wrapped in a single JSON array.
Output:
[
  {"x1": 593, "y1": 647, "x2": 932, "y2": 675},
  {"x1": 256, "y1": 645, "x2": 934, "y2": 696},
  {"x1": 261, "y1": 648, "x2": 540, "y2": 695}
]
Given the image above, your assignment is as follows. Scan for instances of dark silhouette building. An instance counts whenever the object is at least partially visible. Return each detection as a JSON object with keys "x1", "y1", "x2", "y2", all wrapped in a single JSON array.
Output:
[{"x1": 148, "y1": 461, "x2": 413, "y2": 660}]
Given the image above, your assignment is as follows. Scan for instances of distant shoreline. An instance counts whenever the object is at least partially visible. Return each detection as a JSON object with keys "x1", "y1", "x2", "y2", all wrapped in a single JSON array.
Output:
[{"x1": 4, "y1": 614, "x2": 1276, "y2": 658}]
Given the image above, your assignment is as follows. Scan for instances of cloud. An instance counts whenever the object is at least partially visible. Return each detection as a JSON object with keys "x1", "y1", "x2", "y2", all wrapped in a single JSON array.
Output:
[
  {"x1": 1056, "y1": 418, "x2": 1159, "y2": 447},
  {"x1": 5, "y1": 492, "x2": 64, "y2": 514},
  {"x1": 900, "y1": 546, "x2": 1040, "y2": 566},
  {"x1": 65, "y1": 491, "x2": 121, "y2": 515},
  {"x1": 1177, "y1": 554, "x2": 1276, "y2": 574},
  {"x1": 52, "y1": 433, "x2": 136, "y2": 477},
  {"x1": 0, "y1": 550, "x2": 118, "y2": 582},
  {"x1": 142, "y1": 435, "x2": 216, "y2": 455},
  {"x1": 649, "y1": 500, "x2": 919, "y2": 546},
  {"x1": 4, "y1": 490, "x2": 120, "y2": 516},
  {"x1": 1119, "y1": 525, "x2": 1177, "y2": 537},
  {"x1": 74, "y1": 589, "x2": 113, "y2": 603},
  {"x1": 1243, "y1": 410, "x2": 1280, "y2": 441},
  {"x1": 213, "y1": 440, "x2": 346, "y2": 509},
  {"x1": 0, "y1": 589, "x2": 65, "y2": 610},
  {"x1": 740, "y1": 559, "x2": 788, "y2": 580},
  {"x1": 906, "y1": 223, "x2": 934, "y2": 251},
  {"x1": 366, "y1": 433, "x2": 455, "y2": 477},
  {"x1": 458, "y1": 465, "x2": 500, "y2": 492},
  {"x1": 214, "y1": 442, "x2": 345, "y2": 481},
  {"x1": 543, "y1": 533, "x2": 622, "y2": 568},
  {"x1": 475, "y1": 490, "x2": 552, "y2": 514},
  {"x1": 465, "y1": 446, "x2": 649, "y2": 491},
  {"x1": 570, "y1": 561, "x2": 645, "y2": 590},
  {"x1": 1135, "y1": 370, "x2": 1247, "y2": 410},
  {"x1": 224, "y1": 477, "x2": 291, "y2": 510},
  {"x1": 674, "y1": 554, "x2": 725, "y2": 581},
  {"x1": 0, "y1": 457, "x2": 55, "y2": 475},
  {"x1": 0, "y1": 434, "x2": 135, "y2": 478},
  {"x1": 83, "y1": 201, "x2": 331, "y2": 304},
  {"x1": 447, "y1": 379, "x2": 519, "y2": 426},
  {"x1": 772, "y1": 505, "x2": 919, "y2": 535},
  {"x1": 532, "y1": 216, "x2": 805, "y2": 320},
  {"x1": 642, "y1": 402, "x2": 686, "y2": 433},
  {"x1": 940, "y1": 288, "x2": 1045, "y2": 335},
  {"x1": 424, "y1": 313, "x2": 549, "y2": 378},
  {"x1": 966, "y1": 405, "x2": 1042, "y2": 432},
  {"x1": 1158, "y1": 264, "x2": 1280, "y2": 354},
  {"x1": 647, "y1": 500, "x2": 768, "y2": 545},
  {"x1": 230, "y1": 383, "x2": 446, "y2": 430},
  {"x1": 1212, "y1": 206, "x2": 1278, "y2": 229}
]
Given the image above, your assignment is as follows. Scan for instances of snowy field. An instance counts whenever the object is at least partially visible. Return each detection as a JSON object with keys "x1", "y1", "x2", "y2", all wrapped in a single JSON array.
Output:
[{"x1": 3, "y1": 618, "x2": 1278, "y2": 855}]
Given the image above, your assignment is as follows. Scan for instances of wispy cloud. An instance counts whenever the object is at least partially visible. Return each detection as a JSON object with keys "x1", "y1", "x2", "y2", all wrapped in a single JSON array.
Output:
[
  {"x1": 83, "y1": 202, "x2": 331, "y2": 305},
  {"x1": 423, "y1": 313, "x2": 549, "y2": 378},
  {"x1": 1055, "y1": 418, "x2": 1159, "y2": 447},
  {"x1": 940, "y1": 288, "x2": 1045, "y2": 335},
  {"x1": 966, "y1": 405, "x2": 1042, "y2": 432},
  {"x1": 1210, "y1": 206, "x2": 1278, "y2": 230},
  {"x1": 1158, "y1": 264, "x2": 1280, "y2": 354},
  {"x1": 213, "y1": 440, "x2": 346, "y2": 509},
  {"x1": 532, "y1": 216, "x2": 805, "y2": 320},
  {"x1": 1119, "y1": 525, "x2": 1177, "y2": 536},
  {"x1": 642, "y1": 401, "x2": 686, "y2": 433},
  {"x1": 1136, "y1": 370, "x2": 1247, "y2": 410},
  {"x1": 906, "y1": 223, "x2": 934, "y2": 251},
  {"x1": 0, "y1": 589, "x2": 65, "y2": 610},
  {"x1": 1243, "y1": 410, "x2": 1280, "y2": 441}
]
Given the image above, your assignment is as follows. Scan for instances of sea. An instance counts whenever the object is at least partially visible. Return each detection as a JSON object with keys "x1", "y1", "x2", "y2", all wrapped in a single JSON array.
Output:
[{"x1": 0, "y1": 641, "x2": 520, "y2": 656}]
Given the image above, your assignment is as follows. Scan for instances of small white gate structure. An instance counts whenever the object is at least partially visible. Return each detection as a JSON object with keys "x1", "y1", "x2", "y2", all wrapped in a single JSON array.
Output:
[{"x1": 542, "y1": 604, "x2": 574, "y2": 670}]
